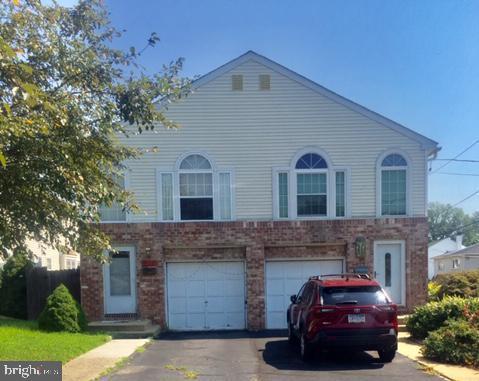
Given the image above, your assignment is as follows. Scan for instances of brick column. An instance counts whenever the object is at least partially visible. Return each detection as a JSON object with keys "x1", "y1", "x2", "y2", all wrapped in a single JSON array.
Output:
[
  {"x1": 245, "y1": 245, "x2": 265, "y2": 330},
  {"x1": 80, "y1": 256, "x2": 104, "y2": 321}
]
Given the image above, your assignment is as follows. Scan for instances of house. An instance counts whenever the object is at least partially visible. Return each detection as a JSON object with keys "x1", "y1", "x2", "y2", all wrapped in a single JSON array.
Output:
[
  {"x1": 433, "y1": 243, "x2": 479, "y2": 275},
  {"x1": 0, "y1": 239, "x2": 80, "y2": 271},
  {"x1": 81, "y1": 51, "x2": 439, "y2": 331},
  {"x1": 428, "y1": 235, "x2": 465, "y2": 279}
]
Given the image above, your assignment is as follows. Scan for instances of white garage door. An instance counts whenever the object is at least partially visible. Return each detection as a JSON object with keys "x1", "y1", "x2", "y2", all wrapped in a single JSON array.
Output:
[
  {"x1": 266, "y1": 259, "x2": 343, "y2": 329},
  {"x1": 166, "y1": 262, "x2": 245, "y2": 330}
]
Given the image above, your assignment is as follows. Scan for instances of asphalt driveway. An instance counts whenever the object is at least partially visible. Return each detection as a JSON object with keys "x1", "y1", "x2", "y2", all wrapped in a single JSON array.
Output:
[{"x1": 105, "y1": 331, "x2": 442, "y2": 381}]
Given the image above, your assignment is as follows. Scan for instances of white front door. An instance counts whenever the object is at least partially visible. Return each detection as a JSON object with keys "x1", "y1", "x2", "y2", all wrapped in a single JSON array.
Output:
[
  {"x1": 103, "y1": 246, "x2": 137, "y2": 314},
  {"x1": 374, "y1": 241, "x2": 404, "y2": 305},
  {"x1": 265, "y1": 259, "x2": 344, "y2": 329},
  {"x1": 166, "y1": 261, "x2": 245, "y2": 330}
]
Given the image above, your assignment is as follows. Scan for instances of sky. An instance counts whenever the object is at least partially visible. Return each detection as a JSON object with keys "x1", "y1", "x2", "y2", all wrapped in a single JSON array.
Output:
[{"x1": 60, "y1": 0, "x2": 479, "y2": 214}]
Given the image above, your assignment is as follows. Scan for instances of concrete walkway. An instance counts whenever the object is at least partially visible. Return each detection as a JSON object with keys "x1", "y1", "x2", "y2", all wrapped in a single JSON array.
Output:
[
  {"x1": 397, "y1": 332, "x2": 479, "y2": 381},
  {"x1": 62, "y1": 339, "x2": 149, "y2": 381}
]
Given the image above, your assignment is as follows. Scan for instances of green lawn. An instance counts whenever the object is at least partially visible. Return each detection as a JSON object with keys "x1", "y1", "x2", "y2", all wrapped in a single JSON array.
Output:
[{"x1": 0, "y1": 317, "x2": 110, "y2": 364}]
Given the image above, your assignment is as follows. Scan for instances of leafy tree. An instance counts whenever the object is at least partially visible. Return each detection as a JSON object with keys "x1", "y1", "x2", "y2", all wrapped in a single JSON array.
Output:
[
  {"x1": 0, "y1": 0, "x2": 189, "y2": 261},
  {"x1": 428, "y1": 202, "x2": 479, "y2": 246}
]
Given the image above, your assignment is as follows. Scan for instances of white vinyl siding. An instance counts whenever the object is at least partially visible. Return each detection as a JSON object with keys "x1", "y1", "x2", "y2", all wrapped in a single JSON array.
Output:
[{"x1": 120, "y1": 60, "x2": 427, "y2": 221}]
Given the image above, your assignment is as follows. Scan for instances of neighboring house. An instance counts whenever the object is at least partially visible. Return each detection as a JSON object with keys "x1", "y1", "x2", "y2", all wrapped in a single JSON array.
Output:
[
  {"x1": 433, "y1": 243, "x2": 479, "y2": 275},
  {"x1": 428, "y1": 235, "x2": 465, "y2": 279},
  {"x1": 81, "y1": 51, "x2": 439, "y2": 331},
  {"x1": 0, "y1": 239, "x2": 80, "y2": 271}
]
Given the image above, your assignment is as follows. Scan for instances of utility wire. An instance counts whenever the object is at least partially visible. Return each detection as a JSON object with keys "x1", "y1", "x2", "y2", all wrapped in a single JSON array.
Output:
[
  {"x1": 432, "y1": 159, "x2": 479, "y2": 163},
  {"x1": 430, "y1": 139, "x2": 479, "y2": 174},
  {"x1": 452, "y1": 190, "x2": 479, "y2": 207},
  {"x1": 436, "y1": 218, "x2": 479, "y2": 238},
  {"x1": 436, "y1": 172, "x2": 479, "y2": 177}
]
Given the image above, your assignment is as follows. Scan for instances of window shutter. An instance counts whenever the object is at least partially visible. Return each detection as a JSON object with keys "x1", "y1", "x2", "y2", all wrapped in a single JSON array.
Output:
[
  {"x1": 273, "y1": 170, "x2": 289, "y2": 219},
  {"x1": 218, "y1": 172, "x2": 232, "y2": 220},
  {"x1": 158, "y1": 171, "x2": 174, "y2": 221}
]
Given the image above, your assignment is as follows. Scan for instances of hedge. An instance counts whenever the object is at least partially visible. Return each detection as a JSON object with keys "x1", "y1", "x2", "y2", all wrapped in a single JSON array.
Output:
[
  {"x1": 422, "y1": 319, "x2": 479, "y2": 368},
  {"x1": 433, "y1": 270, "x2": 479, "y2": 299},
  {"x1": 407, "y1": 296, "x2": 479, "y2": 339}
]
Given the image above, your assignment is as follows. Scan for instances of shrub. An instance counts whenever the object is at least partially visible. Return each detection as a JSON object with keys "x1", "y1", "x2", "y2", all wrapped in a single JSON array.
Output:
[
  {"x1": 38, "y1": 284, "x2": 86, "y2": 332},
  {"x1": 407, "y1": 296, "x2": 479, "y2": 339},
  {"x1": 434, "y1": 270, "x2": 479, "y2": 299},
  {"x1": 422, "y1": 319, "x2": 479, "y2": 367},
  {"x1": 0, "y1": 251, "x2": 33, "y2": 319},
  {"x1": 428, "y1": 281, "x2": 441, "y2": 301}
]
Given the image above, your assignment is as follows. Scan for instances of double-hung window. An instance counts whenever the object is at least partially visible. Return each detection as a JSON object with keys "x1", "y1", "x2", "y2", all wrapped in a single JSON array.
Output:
[
  {"x1": 158, "y1": 153, "x2": 233, "y2": 221},
  {"x1": 273, "y1": 150, "x2": 349, "y2": 219},
  {"x1": 179, "y1": 154, "x2": 214, "y2": 220},
  {"x1": 380, "y1": 153, "x2": 408, "y2": 216},
  {"x1": 99, "y1": 174, "x2": 127, "y2": 222},
  {"x1": 295, "y1": 153, "x2": 328, "y2": 217}
]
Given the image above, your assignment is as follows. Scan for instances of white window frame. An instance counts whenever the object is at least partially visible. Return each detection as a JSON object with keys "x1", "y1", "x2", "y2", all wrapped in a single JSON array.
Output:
[
  {"x1": 157, "y1": 152, "x2": 235, "y2": 222},
  {"x1": 273, "y1": 147, "x2": 351, "y2": 220},
  {"x1": 376, "y1": 149, "x2": 411, "y2": 217},
  {"x1": 99, "y1": 169, "x2": 131, "y2": 223}
]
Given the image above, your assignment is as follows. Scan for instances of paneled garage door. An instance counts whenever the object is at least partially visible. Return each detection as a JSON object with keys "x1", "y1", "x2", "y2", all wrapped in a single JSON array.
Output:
[
  {"x1": 166, "y1": 262, "x2": 245, "y2": 330},
  {"x1": 266, "y1": 259, "x2": 343, "y2": 329}
]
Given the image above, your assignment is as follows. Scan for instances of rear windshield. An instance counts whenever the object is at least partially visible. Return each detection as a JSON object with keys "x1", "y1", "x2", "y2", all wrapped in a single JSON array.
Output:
[{"x1": 322, "y1": 286, "x2": 389, "y2": 306}]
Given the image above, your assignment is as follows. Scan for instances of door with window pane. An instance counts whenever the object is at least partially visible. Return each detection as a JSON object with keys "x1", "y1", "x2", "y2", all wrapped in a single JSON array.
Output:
[
  {"x1": 374, "y1": 242, "x2": 403, "y2": 304},
  {"x1": 103, "y1": 246, "x2": 136, "y2": 314}
]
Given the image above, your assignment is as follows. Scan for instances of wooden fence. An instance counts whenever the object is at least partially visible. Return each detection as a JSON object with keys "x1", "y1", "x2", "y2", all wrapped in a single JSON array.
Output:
[{"x1": 26, "y1": 267, "x2": 81, "y2": 320}]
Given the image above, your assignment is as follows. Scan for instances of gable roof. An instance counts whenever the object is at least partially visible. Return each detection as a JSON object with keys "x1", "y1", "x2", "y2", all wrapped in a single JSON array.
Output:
[
  {"x1": 434, "y1": 243, "x2": 479, "y2": 259},
  {"x1": 190, "y1": 50, "x2": 439, "y2": 154}
]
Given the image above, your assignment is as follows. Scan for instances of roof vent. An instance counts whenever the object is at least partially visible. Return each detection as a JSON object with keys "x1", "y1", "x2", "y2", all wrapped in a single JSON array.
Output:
[
  {"x1": 259, "y1": 74, "x2": 270, "y2": 90},
  {"x1": 232, "y1": 75, "x2": 243, "y2": 91}
]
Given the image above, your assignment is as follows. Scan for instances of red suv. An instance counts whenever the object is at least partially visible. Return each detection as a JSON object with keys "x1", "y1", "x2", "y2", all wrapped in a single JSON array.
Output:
[{"x1": 287, "y1": 273, "x2": 398, "y2": 362}]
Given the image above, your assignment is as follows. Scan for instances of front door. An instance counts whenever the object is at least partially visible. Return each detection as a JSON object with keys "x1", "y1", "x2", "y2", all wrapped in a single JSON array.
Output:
[
  {"x1": 374, "y1": 241, "x2": 404, "y2": 305},
  {"x1": 103, "y1": 246, "x2": 137, "y2": 314}
]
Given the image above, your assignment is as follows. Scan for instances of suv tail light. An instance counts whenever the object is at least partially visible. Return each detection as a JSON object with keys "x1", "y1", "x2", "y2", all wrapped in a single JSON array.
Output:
[{"x1": 377, "y1": 304, "x2": 398, "y2": 332}]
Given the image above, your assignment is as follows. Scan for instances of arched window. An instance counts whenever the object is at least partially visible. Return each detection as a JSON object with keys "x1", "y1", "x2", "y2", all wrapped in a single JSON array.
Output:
[
  {"x1": 380, "y1": 153, "x2": 407, "y2": 216},
  {"x1": 295, "y1": 153, "x2": 328, "y2": 217},
  {"x1": 158, "y1": 153, "x2": 233, "y2": 221},
  {"x1": 179, "y1": 154, "x2": 213, "y2": 220}
]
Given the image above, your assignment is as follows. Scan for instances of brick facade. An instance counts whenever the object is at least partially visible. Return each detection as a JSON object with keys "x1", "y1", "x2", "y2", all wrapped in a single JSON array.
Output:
[{"x1": 81, "y1": 218, "x2": 428, "y2": 330}]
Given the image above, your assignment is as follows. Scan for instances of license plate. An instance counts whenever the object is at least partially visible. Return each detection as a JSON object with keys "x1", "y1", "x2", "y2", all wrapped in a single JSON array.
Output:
[{"x1": 348, "y1": 314, "x2": 366, "y2": 323}]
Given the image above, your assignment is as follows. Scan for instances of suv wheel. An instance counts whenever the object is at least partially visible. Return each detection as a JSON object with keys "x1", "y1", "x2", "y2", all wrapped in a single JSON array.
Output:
[
  {"x1": 299, "y1": 332, "x2": 314, "y2": 362},
  {"x1": 378, "y1": 348, "x2": 396, "y2": 363}
]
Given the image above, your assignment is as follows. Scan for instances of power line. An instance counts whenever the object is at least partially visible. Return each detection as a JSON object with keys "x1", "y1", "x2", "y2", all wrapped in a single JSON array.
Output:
[
  {"x1": 436, "y1": 172, "x2": 479, "y2": 177},
  {"x1": 432, "y1": 159, "x2": 479, "y2": 163},
  {"x1": 437, "y1": 218, "x2": 479, "y2": 238},
  {"x1": 452, "y1": 189, "x2": 479, "y2": 207},
  {"x1": 430, "y1": 139, "x2": 479, "y2": 174}
]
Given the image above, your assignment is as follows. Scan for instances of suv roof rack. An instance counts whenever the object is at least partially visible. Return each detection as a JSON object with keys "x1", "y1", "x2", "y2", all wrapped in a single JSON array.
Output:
[{"x1": 308, "y1": 273, "x2": 371, "y2": 281}]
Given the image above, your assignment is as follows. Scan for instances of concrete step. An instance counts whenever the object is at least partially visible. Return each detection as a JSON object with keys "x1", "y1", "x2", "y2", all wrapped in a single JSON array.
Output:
[
  {"x1": 88, "y1": 319, "x2": 153, "y2": 332},
  {"x1": 398, "y1": 324, "x2": 408, "y2": 333},
  {"x1": 398, "y1": 315, "x2": 409, "y2": 325},
  {"x1": 110, "y1": 325, "x2": 161, "y2": 339}
]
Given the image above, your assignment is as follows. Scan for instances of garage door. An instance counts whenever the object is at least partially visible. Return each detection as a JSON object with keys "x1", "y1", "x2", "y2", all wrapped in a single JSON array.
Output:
[
  {"x1": 266, "y1": 259, "x2": 343, "y2": 329},
  {"x1": 166, "y1": 262, "x2": 245, "y2": 330}
]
